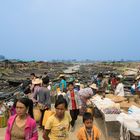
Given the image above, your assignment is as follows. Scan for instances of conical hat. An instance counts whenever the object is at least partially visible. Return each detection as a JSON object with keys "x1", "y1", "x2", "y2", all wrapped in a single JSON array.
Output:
[
  {"x1": 59, "y1": 74, "x2": 65, "y2": 78},
  {"x1": 90, "y1": 83, "x2": 98, "y2": 90}
]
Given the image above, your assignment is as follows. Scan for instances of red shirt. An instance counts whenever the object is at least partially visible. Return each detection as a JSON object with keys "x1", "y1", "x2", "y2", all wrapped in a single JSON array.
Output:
[
  {"x1": 70, "y1": 90, "x2": 77, "y2": 110},
  {"x1": 111, "y1": 78, "x2": 117, "y2": 87}
]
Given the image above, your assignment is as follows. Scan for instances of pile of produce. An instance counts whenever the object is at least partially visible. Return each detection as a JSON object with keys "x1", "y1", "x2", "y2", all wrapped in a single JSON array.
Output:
[
  {"x1": 105, "y1": 94, "x2": 115, "y2": 99},
  {"x1": 120, "y1": 101, "x2": 140, "y2": 111},
  {"x1": 112, "y1": 96, "x2": 127, "y2": 103},
  {"x1": 103, "y1": 108, "x2": 121, "y2": 114}
]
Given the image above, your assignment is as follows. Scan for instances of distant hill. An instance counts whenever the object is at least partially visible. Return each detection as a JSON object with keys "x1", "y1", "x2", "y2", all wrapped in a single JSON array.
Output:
[{"x1": 0, "y1": 55, "x2": 5, "y2": 60}]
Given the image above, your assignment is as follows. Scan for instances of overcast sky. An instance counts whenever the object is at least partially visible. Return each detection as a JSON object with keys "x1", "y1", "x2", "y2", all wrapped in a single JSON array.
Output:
[{"x1": 0, "y1": 0, "x2": 140, "y2": 61}]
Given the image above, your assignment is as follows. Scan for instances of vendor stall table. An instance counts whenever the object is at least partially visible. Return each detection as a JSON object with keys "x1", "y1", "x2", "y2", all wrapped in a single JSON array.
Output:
[{"x1": 92, "y1": 100, "x2": 120, "y2": 140}]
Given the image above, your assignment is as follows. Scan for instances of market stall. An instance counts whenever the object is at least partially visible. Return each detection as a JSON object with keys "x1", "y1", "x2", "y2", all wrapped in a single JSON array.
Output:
[
  {"x1": 117, "y1": 105, "x2": 140, "y2": 140},
  {"x1": 90, "y1": 95, "x2": 121, "y2": 140},
  {"x1": 90, "y1": 94, "x2": 140, "y2": 140}
]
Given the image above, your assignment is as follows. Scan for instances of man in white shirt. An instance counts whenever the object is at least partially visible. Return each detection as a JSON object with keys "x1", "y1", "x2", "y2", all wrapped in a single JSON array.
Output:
[{"x1": 115, "y1": 77, "x2": 124, "y2": 96}]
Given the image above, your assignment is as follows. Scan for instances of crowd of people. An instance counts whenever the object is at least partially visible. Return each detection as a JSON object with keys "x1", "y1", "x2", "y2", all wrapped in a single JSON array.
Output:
[{"x1": 2, "y1": 71, "x2": 140, "y2": 140}]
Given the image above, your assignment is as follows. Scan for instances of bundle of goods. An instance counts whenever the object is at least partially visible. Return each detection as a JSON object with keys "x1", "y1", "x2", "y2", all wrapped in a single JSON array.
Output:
[
  {"x1": 79, "y1": 88, "x2": 93, "y2": 115},
  {"x1": 101, "y1": 100, "x2": 120, "y2": 110},
  {"x1": 120, "y1": 101, "x2": 140, "y2": 111},
  {"x1": 91, "y1": 96, "x2": 110, "y2": 107},
  {"x1": 128, "y1": 97, "x2": 135, "y2": 103},
  {"x1": 91, "y1": 95, "x2": 120, "y2": 110},
  {"x1": 136, "y1": 99, "x2": 140, "y2": 105},
  {"x1": 33, "y1": 105, "x2": 42, "y2": 122},
  {"x1": 79, "y1": 88, "x2": 93, "y2": 98},
  {"x1": 103, "y1": 108, "x2": 121, "y2": 114},
  {"x1": 102, "y1": 102, "x2": 120, "y2": 114},
  {"x1": 127, "y1": 105, "x2": 140, "y2": 115},
  {"x1": 112, "y1": 96, "x2": 127, "y2": 103},
  {"x1": 105, "y1": 94, "x2": 127, "y2": 103},
  {"x1": 105, "y1": 94, "x2": 115, "y2": 99}
]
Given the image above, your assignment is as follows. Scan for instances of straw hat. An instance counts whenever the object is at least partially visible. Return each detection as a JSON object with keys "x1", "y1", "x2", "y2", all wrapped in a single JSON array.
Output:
[
  {"x1": 105, "y1": 75, "x2": 110, "y2": 78},
  {"x1": 32, "y1": 78, "x2": 42, "y2": 85},
  {"x1": 90, "y1": 83, "x2": 98, "y2": 90},
  {"x1": 49, "y1": 81, "x2": 52, "y2": 85},
  {"x1": 75, "y1": 83, "x2": 80, "y2": 86},
  {"x1": 75, "y1": 79, "x2": 79, "y2": 83},
  {"x1": 59, "y1": 74, "x2": 65, "y2": 78},
  {"x1": 117, "y1": 75, "x2": 123, "y2": 79}
]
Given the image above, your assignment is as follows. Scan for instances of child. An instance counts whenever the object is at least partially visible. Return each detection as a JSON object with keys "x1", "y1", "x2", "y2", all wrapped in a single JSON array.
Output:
[
  {"x1": 66, "y1": 82, "x2": 81, "y2": 131},
  {"x1": 77, "y1": 112, "x2": 100, "y2": 140},
  {"x1": 43, "y1": 95, "x2": 71, "y2": 140}
]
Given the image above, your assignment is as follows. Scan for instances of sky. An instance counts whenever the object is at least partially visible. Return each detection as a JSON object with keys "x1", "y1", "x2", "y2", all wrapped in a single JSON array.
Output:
[{"x1": 0, "y1": 0, "x2": 140, "y2": 61}]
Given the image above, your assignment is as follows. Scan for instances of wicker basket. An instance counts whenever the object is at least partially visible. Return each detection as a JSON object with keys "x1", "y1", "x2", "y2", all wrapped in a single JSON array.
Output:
[{"x1": 128, "y1": 97, "x2": 135, "y2": 103}]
